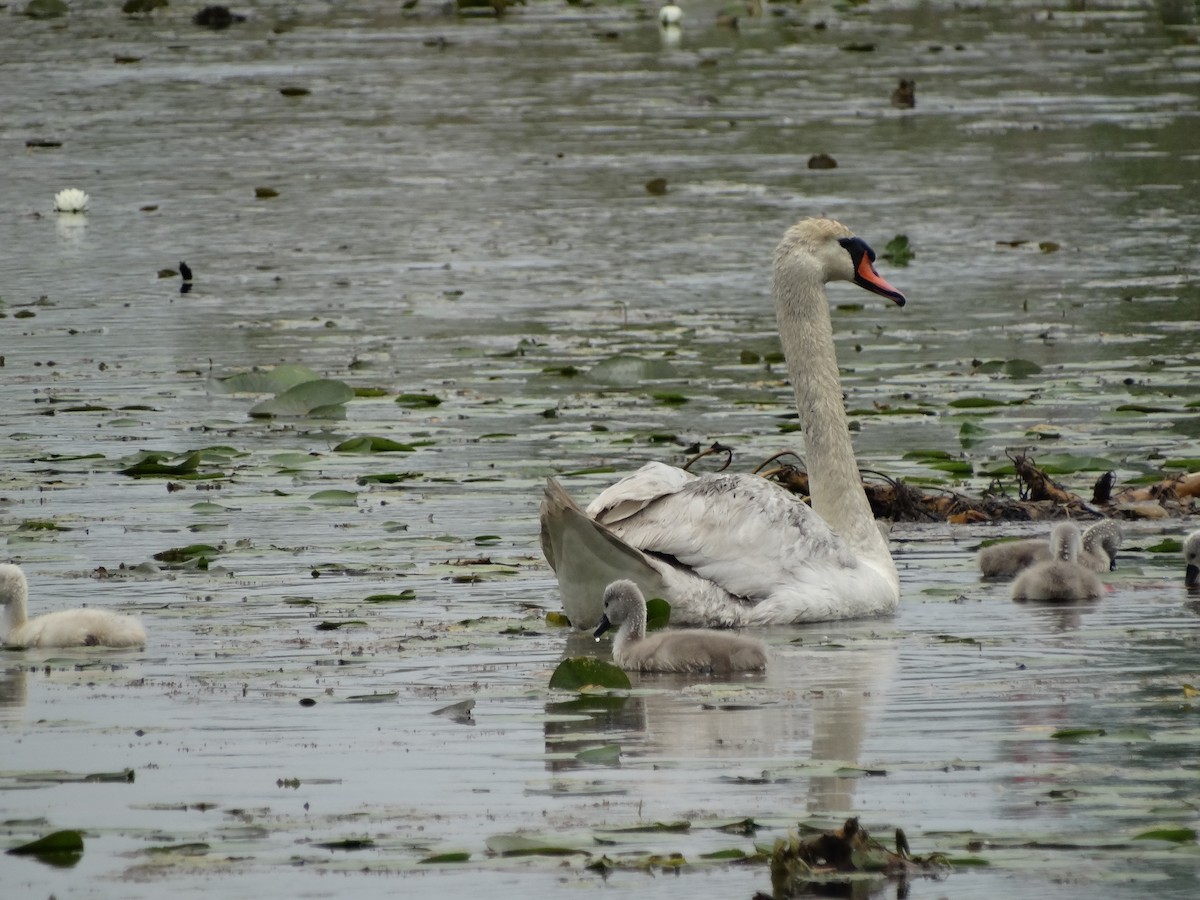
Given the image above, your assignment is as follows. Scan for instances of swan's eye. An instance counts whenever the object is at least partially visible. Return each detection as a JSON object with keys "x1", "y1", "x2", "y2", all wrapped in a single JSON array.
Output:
[{"x1": 838, "y1": 236, "x2": 876, "y2": 264}]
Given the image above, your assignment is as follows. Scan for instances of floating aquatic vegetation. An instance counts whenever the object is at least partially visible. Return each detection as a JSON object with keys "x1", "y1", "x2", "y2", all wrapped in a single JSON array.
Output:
[
  {"x1": 6, "y1": 829, "x2": 83, "y2": 867},
  {"x1": 213, "y1": 365, "x2": 321, "y2": 394},
  {"x1": 549, "y1": 657, "x2": 631, "y2": 691},
  {"x1": 248, "y1": 379, "x2": 354, "y2": 418}
]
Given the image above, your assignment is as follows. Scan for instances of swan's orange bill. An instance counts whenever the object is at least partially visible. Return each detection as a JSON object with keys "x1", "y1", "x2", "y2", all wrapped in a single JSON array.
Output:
[{"x1": 855, "y1": 253, "x2": 906, "y2": 307}]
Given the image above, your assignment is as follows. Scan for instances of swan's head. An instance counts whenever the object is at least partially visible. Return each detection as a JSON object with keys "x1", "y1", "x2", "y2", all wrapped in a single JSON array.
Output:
[
  {"x1": 777, "y1": 217, "x2": 906, "y2": 307},
  {"x1": 1185, "y1": 531, "x2": 1200, "y2": 588},
  {"x1": 593, "y1": 579, "x2": 645, "y2": 638}
]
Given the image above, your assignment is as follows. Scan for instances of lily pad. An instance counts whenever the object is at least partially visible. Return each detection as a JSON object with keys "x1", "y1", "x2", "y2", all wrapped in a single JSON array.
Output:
[
  {"x1": 248, "y1": 379, "x2": 355, "y2": 418},
  {"x1": 6, "y1": 829, "x2": 83, "y2": 866},
  {"x1": 333, "y1": 436, "x2": 416, "y2": 453},
  {"x1": 485, "y1": 834, "x2": 586, "y2": 857},
  {"x1": 395, "y1": 393, "x2": 442, "y2": 408},
  {"x1": 549, "y1": 657, "x2": 631, "y2": 691},
  {"x1": 588, "y1": 354, "x2": 678, "y2": 386},
  {"x1": 214, "y1": 365, "x2": 320, "y2": 394},
  {"x1": 645, "y1": 597, "x2": 671, "y2": 632}
]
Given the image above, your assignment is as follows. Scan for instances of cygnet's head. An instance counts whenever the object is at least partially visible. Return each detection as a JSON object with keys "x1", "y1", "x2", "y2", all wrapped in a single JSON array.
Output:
[
  {"x1": 1051, "y1": 522, "x2": 1083, "y2": 562},
  {"x1": 593, "y1": 580, "x2": 644, "y2": 638}
]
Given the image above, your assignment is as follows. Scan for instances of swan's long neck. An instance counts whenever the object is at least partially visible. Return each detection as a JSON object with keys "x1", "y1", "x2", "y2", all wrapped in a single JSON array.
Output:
[
  {"x1": 772, "y1": 252, "x2": 892, "y2": 568},
  {"x1": 1, "y1": 567, "x2": 31, "y2": 633}
]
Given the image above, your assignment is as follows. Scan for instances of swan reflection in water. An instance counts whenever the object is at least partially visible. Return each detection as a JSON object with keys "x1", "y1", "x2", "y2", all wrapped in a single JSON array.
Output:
[{"x1": 544, "y1": 628, "x2": 896, "y2": 815}]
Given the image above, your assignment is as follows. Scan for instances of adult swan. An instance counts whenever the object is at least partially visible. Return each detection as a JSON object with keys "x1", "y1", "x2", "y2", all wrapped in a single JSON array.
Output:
[{"x1": 539, "y1": 218, "x2": 907, "y2": 629}]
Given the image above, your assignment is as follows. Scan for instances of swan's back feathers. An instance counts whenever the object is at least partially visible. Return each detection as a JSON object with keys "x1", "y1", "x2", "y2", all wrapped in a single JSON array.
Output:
[
  {"x1": 8, "y1": 608, "x2": 146, "y2": 649},
  {"x1": 586, "y1": 462, "x2": 696, "y2": 525},
  {"x1": 589, "y1": 466, "x2": 897, "y2": 625}
]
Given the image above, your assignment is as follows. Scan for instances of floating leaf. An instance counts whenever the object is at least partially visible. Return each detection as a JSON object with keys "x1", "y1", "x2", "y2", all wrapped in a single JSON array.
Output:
[
  {"x1": 588, "y1": 355, "x2": 678, "y2": 386},
  {"x1": 313, "y1": 838, "x2": 373, "y2": 850},
  {"x1": 948, "y1": 397, "x2": 1007, "y2": 409},
  {"x1": 346, "y1": 692, "x2": 398, "y2": 703},
  {"x1": 420, "y1": 852, "x2": 470, "y2": 863},
  {"x1": 24, "y1": 0, "x2": 69, "y2": 18},
  {"x1": 881, "y1": 234, "x2": 914, "y2": 266},
  {"x1": 120, "y1": 451, "x2": 201, "y2": 477},
  {"x1": 1050, "y1": 728, "x2": 1106, "y2": 741},
  {"x1": 308, "y1": 490, "x2": 358, "y2": 506},
  {"x1": 254, "y1": 186, "x2": 279, "y2": 199},
  {"x1": 362, "y1": 591, "x2": 415, "y2": 603},
  {"x1": 431, "y1": 699, "x2": 475, "y2": 723},
  {"x1": 6, "y1": 829, "x2": 83, "y2": 866},
  {"x1": 485, "y1": 834, "x2": 585, "y2": 857},
  {"x1": 356, "y1": 472, "x2": 422, "y2": 485},
  {"x1": 248, "y1": 379, "x2": 354, "y2": 418},
  {"x1": 153, "y1": 543, "x2": 219, "y2": 564},
  {"x1": 1132, "y1": 827, "x2": 1197, "y2": 843},
  {"x1": 214, "y1": 365, "x2": 320, "y2": 394},
  {"x1": 279, "y1": 86, "x2": 310, "y2": 97},
  {"x1": 333, "y1": 436, "x2": 416, "y2": 453},
  {"x1": 644, "y1": 177, "x2": 668, "y2": 195},
  {"x1": 575, "y1": 744, "x2": 622, "y2": 765},
  {"x1": 701, "y1": 848, "x2": 747, "y2": 860},
  {"x1": 645, "y1": 597, "x2": 671, "y2": 632},
  {"x1": 315, "y1": 620, "x2": 368, "y2": 630},
  {"x1": 395, "y1": 393, "x2": 442, "y2": 407},
  {"x1": 545, "y1": 611, "x2": 571, "y2": 628},
  {"x1": 549, "y1": 657, "x2": 631, "y2": 691},
  {"x1": 652, "y1": 392, "x2": 689, "y2": 405}
]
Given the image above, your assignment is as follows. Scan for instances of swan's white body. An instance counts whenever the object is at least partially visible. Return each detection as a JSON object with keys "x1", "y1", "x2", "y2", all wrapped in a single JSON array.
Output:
[
  {"x1": 1011, "y1": 523, "x2": 1103, "y2": 603},
  {"x1": 1, "y1": 564, "x2": 146, "y2": 649},
  {"x1": 595, "y1": 580, "x2": 766, "y2": 674},
  {"x1": 659, "y1": 2, "x2": 683, "y2": 27},
  {"x1": 1185, "y1": 531, "x2": 1200, "y2": 588},
  {"x1": 979, "y1": 519, "x2": 1123, "y2": 578},
  {"x1": 540, "y1": 217, "x2": 906, "y2": 629}
]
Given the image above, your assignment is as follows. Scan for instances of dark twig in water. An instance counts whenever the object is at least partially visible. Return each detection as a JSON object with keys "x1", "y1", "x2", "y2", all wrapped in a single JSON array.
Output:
[{"x1": 682, "y1": 442, "x2": 733, "y2": 472}]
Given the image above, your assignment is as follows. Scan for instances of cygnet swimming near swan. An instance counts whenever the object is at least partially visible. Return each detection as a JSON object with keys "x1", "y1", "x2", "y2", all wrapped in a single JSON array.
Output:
[
  {"x1": 1, "y1": 563, "x2": 146, "y2": 649},
  {"x1": 593, "y1": 580, "x2": 767, "y2": 674},
  {"x1": 979, "y1": 519, "x2": 1122, "y2": 578},
  {"x1": 1185, "y1": 531, "x2": 1200, "y2": 589},
  {"x1": 1010, "y1": 523, "x2": 1104, "y2": 603}
]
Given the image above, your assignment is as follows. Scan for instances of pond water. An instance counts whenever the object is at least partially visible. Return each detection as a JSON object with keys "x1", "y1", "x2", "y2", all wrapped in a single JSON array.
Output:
[{"x1": 2, "y1": 0, "x2": 1199, "y2": 897}]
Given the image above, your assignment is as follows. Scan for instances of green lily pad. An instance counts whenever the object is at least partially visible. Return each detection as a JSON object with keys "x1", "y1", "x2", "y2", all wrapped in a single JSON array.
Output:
[
  {"x1": 420, "y1": 851, "x2": 471, "y2": 863},
  {"x1": 881, "y1": 234, "x2": 914, "y2": 266},
  {"x1": 214, "y1": 365, "x2": 320, "y2": 394},
  {"x1": 248, "y1": 379, "x2": 355, "y2": 418},
  {"x1": 485, "y1": 834, "x2": 585, "y2": 857},
  {"x1": 119, "y1": 451, "x2": 201, "y2": 477},
  {"x1": 308, "y1": 490, "x2": 359, "y2": 506},
  {"x1": 395, "y1": 393, "x2": 442, "y2": 407},
  {"x1": 645, "y1": 597, "x2": 671, "y2": 632},
  {"x1": 333, "y1": 436, "x2": 416, "y2": 453},
  {"x1": 1132, "y1": 827, "x2": 1197, "y2": 843},
  {"x1": 549, "y1": 657, "x2": 631, "y2": 691}
]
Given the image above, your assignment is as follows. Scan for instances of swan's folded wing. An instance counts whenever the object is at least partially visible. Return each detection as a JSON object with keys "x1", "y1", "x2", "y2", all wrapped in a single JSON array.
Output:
[
  {"x1": 540, "y1": 478, "x2": 669, "y2": 628},
  {"x1": 600, "y1": 473, "x2": 859, "y2": 600},
  {"x1": 585, "y1": 461, "x2": 697, "y2": 525}
]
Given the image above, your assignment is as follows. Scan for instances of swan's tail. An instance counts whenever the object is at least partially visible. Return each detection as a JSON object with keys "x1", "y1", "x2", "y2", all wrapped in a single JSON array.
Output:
[{"x1": 539, "y1": 478, "x2": 667, "y2": 630}]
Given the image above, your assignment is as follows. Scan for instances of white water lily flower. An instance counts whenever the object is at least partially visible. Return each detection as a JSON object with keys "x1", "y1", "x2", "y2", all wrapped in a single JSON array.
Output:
[{"x1": 53, "y1": 188, "x2": 90, "y2": 213}]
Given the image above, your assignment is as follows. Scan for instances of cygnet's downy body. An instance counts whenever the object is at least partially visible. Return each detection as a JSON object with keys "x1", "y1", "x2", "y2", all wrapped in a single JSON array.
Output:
[
  {"x1": 1, "y1": 564, "x2": 146, "y2": 649},
  {"x1": 1184, "y1": 531, "x2": 1200, "y2": 589},
  {"x1": 980, "y1": 519, "x2": 1122, "y2": 578},
  {"x1": 593, "y1": 580, "x2": 767, "y2": 674},
  {"x1": 1011, "y1": 523, "x2": 1104, "y2": 603}
]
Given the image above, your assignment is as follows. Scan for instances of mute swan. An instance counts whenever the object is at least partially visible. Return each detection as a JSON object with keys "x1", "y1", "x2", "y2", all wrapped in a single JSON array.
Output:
[
  {"x1": 1011, "y1": 523, "x2": 1104, "y2": 603},
  {"x1": 978, "y1": 519, "x2": 1123, "y2": 578},
  {"x1": 594, "y1": 580, "x2": 767, "y2": 674},
  {"x1": 1, "y1": 564, "x2": 146, "y2": 649},
  {"x1": 539, "y1": 217, "x2": 906, "y2": 628},
  {"x1": 659, "y1": 2, "x2": 682, "y2": 27},
  {"x1": 1185, "y1": 531, "x2": 1200, "y2": 588}
]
